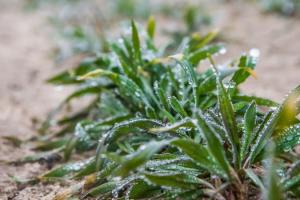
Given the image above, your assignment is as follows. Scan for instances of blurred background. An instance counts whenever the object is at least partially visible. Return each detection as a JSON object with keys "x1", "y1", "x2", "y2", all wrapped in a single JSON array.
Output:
[{"x1": 0, "y1": 0, "x2": 300, "y2": 198}]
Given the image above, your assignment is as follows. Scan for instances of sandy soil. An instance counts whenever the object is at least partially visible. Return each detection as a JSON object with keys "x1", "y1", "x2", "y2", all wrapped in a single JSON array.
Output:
[
  {"x1": 0, "y1": 1, "x2": 67, "y2": 199},
  {"x1": 213, "y1": 2, "x2": 300, "y2": 102},
  {"x1": 0, "y1": 1, "x2": 299, "y2": 200}
]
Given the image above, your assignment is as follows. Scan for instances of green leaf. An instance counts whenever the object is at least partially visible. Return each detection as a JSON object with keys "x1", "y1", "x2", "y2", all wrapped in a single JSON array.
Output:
[
  {"x1": 187, "y1": 44, "x2": 224, "y2": 65},
  {"x1": 146, "y1": 106, "x2": 157, "y2": 119},
  {"x1": 73, "y1": 159, "x2": 97, "y2": 178},
  {"x1": 276, "y1": 85, "x2": 300, "y2": 130},
  {"x1": 88, "y1": 162, "x2": 118, "y2": 181},
  {"x1": 241, "y1": 102, "x2": 256, "y2": 162},
  {"x1": 177, "y1": 59, "x2": 199, "y2": 106},
  {"x1": 231, "y1": 54, "x2": 257, "y2": 85},
  {"x1": 131, "y1": 20, "x2": 142, "y2": 63},
  {"x1": 171, "y1": 139, "x2": 216, "y2": 172},
  {"x1": 81, "y1": 69, "x2": 151, "y2": 109},
  {"x1": 150, "y1": 118, "x2": 195, "y2": 133},
  {"x1": 282, "y1": 174, "x2": 300, "y2": 191},
  {"x1": 249, "y1": 110, "x2": 279, "y2": 163},
  {"x1": 169, "y1": 96, "x2": 188, "y2": 118},
  {"x1": 33, "y1": 139, "x2": 67, "y2": 151},
  {"x1": 211, "y1": 59, "x2": 240, "y2": 167},
  {"x1": 154, "y1": 81, "x2": 169, "y2": 110},
  {"x1": 94, "y1": 114, "x2": 132, "y2": 126},
  {"x1": 42, "y1": 158, "x2": 93, "y2": 178},
  {"x1": 195, "y1": 111, "x2": 231, "y2": 179},
  {"x1": 188, "y1": 31, "x2": 219, "y2": 51},
  {"x1": 115, "y1": 140, "x2": 169, "y2": 177},
  {"x1": 64, "y1": 137, "x2": 78, "y2": 161},
  {"x1": 144, "y1": 172, "x2": 202, "y2": 189},
  {"x1": 177, "y1": 60, "x2": 197, "y2": 87},
  {"x1": 147, "y1": 16, "x2": 155, "y2": 39},
  {"x1": 161, "y1": 109, "x2": 176, "y2": 123},
  {"x1": 121, "y1": 35, "x2": 134, "y2": 58},
  {"x1": 64, "y1": 85, "x2": 102, "y2": 103},
  {"x1": 96, "y1": 118, "x2": 162, "y2": 172},
  {"x1": 47, "y1": 57, "x2": 105, "y2": 85},
  {"x1": 275, "y1": 123, "x2": 300, "y2": 152},
  {"x1": 140, "y1": 77, "x2": 160, "y2": 108},
  {"x1": 87, "y1": 182, "x2": 116, "y2": 197},
  {"x1": 166, "y1": 66, "x2": 179, "y2": 95},
  {"x1": 197, "y1": 74, "x2": 216, "y2": 95},
  {"x1": 64, "y1": 123, "x2": 95, "y2": 160},
  {"x1": 250, "y1": 85, "x2": 300, "y2": 163},
  {"x1": 128, "y1": 180, "x2": 160, "y2": 199},
  {"x1": 111, "y1": 42, "x2": 133, "y2": 76},
  {"x1": 233, "y1": 95, "x2": 278, "y2": 107},
  {"x1": 106, "y1": 118, "x2": 163, "y2": 143}
]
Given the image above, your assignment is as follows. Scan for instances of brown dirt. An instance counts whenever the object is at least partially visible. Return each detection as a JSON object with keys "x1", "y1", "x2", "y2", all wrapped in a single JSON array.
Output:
[
  {"x1": 0, "y1": 1, "x2": 68, "y2": 199},
  {"x1": 0, "y1": 1, "x2": 299, "y2": 200},
  {"x1": 212, "y1": 2, "x2": 300, "y2": 102}
]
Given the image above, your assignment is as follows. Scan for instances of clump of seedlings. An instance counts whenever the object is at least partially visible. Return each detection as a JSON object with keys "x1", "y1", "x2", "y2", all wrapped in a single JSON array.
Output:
[
  {"x1": 26, "y1": 0, "x2": 211, "y2": 63},
  {"x1": 17, "y1": 18, "x2": 300, "y2": 199},
  {"x1": 261, "y1": 0, "x2": 300, "y2": 16}
]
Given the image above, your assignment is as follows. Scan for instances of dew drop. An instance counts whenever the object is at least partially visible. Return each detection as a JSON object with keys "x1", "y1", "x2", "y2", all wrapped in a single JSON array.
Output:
[
  {"x1": 220, "y1": 47, "x2": 227, "y2": 55},
  {"x1": 135, "y1": 91, "x2": 141, "y2": 98},
  {"x1": 249, "y1": 48, "x2": 260, "y2": 58}
]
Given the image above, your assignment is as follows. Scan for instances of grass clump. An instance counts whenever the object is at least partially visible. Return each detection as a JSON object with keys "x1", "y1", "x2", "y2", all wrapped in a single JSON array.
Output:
[
  {"x1": 17, "y1": 18, "x2": 300, "y2": 199},
  {"x1": 26, "y1": 0, "x2": 211, "y2": 63},
  {"x1": 261, "y1": 0, "x2": 300, "y2": 16}
]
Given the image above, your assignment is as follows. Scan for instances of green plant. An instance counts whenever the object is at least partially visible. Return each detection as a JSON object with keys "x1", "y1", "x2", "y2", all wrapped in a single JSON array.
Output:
[
  {"x1": 17, "y1": 18, "x2": 300, "y2": 199},
  {"x1": 260, "y1": 0, "x2": 300, "y2": 16},
  {"x1": 25, "y1": 0, "x2": 79, "y2": 9},
  {"x1": 27, "y1": 0, "x2": 212, "y2": 64}
]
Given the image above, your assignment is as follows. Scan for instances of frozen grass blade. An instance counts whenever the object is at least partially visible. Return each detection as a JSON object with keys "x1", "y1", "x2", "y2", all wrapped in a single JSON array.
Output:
[
  {"x1": 240, "y1": 101, "x2": 256, "y2": 162},
  {"x1": 115, "y1": 140, "x2": 169, "y2": 177},
  {"x1": 176, "y1": 59, "x2": 199, "y2": 107},
  {"x1": 105, "y1": 118, "x2": 163, "y2": 143},
  {"x1": 188, "y1": 44, "x2": 224, "y2": 65},
  {"x1": 195, "y1": 111, "x2": 231, "y2": 179},
  {"x1": 144, "y1": 172, "x2": 202, "y2": 190},
  {"x1": 209, "y1": 56, "x2": 240, "y2": 168},
  {"x1": 171, "y1": 139, "x2": 219, "y2": 175},
  {"x1": 131, "y1": 20, "x2": 142, "y2": 65},
  {"x1": 169, "y1": 96, "x2": 188, "y2": 118},
  {"x1": 41, "y1": 158, "x2": 94, "y2": 179},
  {"x1": 150, "y1": 118, "x2": 195, "y2": 133},
  {"x1": 249, "y1": 85, "x2": 300, "y2": 163},
  {"x1": 233, "y1": 95, "x2": 278, "y2": 107},
  {"x1": 275, "y1": 123, "x2": 300, "y2": 152}
]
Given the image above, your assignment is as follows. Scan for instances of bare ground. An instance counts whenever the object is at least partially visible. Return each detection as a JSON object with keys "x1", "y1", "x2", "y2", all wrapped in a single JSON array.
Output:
[
  {"x1": 0, "y1": 1, "x2": 67, "y2": 199},
  {"x1": 0, "y1": 1, "x2": 299, "y2": 199},
  {"x1": 213, "y1": 3, "x2": 300, "y2": 101}
]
